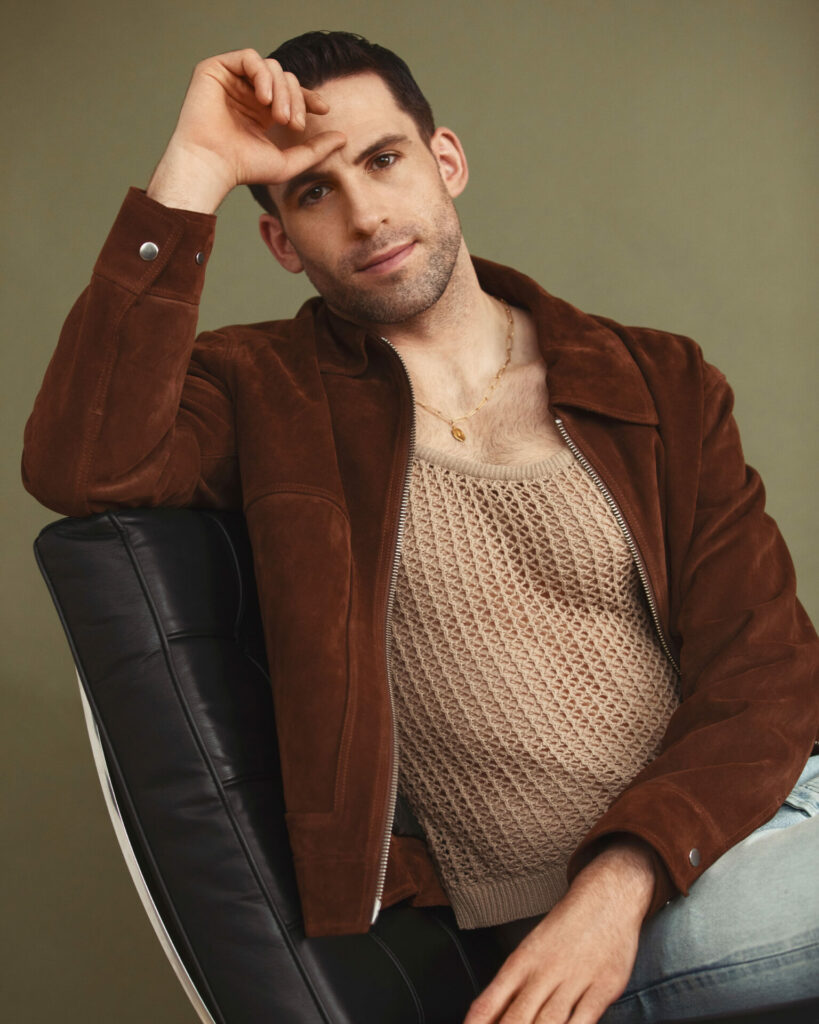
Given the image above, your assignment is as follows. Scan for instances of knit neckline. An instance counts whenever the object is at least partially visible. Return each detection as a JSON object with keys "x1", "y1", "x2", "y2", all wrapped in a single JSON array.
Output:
[{"x1": 414, "y1": 443, "x2": 574, "y2": 481}]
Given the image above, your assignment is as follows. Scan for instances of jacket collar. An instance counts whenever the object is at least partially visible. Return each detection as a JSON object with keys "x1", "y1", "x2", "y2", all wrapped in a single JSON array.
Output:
[{"x1": 309, "y1": 255, "x2": 658, "y2": 425}]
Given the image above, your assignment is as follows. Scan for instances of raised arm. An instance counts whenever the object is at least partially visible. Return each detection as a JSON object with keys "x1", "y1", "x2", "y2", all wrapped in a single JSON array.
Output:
[
  {"x1": 145, "y1": 48, "x2": 346, "y2": 213},
  {"x1": 22, "y1": 50, "x2": 345, "y2": 517}
]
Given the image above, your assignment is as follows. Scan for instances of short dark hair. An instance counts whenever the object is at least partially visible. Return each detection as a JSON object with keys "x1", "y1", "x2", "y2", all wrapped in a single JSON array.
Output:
[{"x1": 248, "y1": 31, "x2": 435, "y2": 215}]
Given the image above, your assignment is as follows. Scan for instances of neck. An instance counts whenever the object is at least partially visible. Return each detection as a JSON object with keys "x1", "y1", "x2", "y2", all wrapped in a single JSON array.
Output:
[{"x1": 344, "y1": 244, "x2": 513, "y2": 406}]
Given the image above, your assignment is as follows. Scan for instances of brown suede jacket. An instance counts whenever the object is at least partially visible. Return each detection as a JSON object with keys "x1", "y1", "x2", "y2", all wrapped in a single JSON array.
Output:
[{"x1": 22, "y1": 188, "x2": 819, "y2": 937}]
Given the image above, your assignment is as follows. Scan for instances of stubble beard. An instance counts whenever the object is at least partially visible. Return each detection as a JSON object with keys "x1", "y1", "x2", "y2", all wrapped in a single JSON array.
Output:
[{"x1": 295, "y1": 189, "x2": 464, "y2": 326}]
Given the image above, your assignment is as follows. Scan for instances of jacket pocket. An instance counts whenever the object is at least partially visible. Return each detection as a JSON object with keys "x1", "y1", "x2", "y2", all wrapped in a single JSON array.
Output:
[{"x1": 246, "y1": 490, "x2": 352, "y2": 815}]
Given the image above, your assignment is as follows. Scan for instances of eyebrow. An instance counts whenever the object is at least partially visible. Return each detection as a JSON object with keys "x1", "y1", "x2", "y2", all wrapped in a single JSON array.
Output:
[{"x1": 281, "y1": 133, "x2": 412, "y2": 205}]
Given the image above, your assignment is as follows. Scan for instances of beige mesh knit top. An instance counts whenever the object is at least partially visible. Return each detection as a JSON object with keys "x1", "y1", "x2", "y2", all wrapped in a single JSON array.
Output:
[{"x1": 390, "y1": 444, "x2": 680, "y2": 930}]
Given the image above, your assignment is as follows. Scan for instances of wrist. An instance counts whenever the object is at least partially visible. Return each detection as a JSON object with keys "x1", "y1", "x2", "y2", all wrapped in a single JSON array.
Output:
[
  {"x1": 146, "y1": 139, "x2": 232, "y2": 214},
  {"x1": 570, "y1": 836, "x2": 656, "y2": 922}
]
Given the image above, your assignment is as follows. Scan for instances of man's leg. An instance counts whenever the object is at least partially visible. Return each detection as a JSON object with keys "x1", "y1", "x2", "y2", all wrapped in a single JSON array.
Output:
[{"x1": 602, "y1": 754, "x2": 819, "y2": 1022}]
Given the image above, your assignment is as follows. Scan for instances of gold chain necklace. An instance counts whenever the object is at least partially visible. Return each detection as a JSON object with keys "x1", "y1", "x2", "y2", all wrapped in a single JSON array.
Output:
[{"x1": 414, "y1": 297, "x2": 514, "y2": 443}]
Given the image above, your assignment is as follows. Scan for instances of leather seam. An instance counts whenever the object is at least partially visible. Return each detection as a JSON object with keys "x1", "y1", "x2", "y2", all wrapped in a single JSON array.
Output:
[
  {"x1": 428, "y1": 910, "x2": 481, "y2": 997},
  {"x1": 368, "y1": 932, "x2": 425, "y2": 1024}
]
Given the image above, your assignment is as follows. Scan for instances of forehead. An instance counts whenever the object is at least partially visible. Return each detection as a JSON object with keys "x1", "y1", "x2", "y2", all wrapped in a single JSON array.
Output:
[
  {"x1": 267, "y1": 72, "x2": 420, "y2": 187},
  {"x1": 303, "y1": 71, "x2": 413, "y2": 136},
  {"x1": 298, "y1": 71, "x2": 415, "y2": 139}
]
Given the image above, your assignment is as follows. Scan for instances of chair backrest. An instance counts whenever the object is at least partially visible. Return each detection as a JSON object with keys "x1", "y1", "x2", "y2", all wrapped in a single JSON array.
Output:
[{"x1": 34, "y1": 509, "x2": 489, "y2": 1024}]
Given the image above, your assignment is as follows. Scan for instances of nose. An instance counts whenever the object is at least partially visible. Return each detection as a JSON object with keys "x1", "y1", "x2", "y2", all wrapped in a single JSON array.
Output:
[{"x1": 343, "y1": 179, "x2": 387, "y2": 237}]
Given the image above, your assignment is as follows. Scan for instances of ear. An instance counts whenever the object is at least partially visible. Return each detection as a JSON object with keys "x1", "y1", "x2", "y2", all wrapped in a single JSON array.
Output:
[
  {"x1": 258, "y1": 213, "x2": 304, "y2": 274},
  {"x1": 429, "y1": 126, "x2": 469, "y2": 199}
]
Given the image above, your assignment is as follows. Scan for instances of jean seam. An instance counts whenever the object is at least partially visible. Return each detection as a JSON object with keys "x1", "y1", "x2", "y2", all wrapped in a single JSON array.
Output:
[{"x1": 614, "y1": 932, "x2": 819, "y2": 1010}]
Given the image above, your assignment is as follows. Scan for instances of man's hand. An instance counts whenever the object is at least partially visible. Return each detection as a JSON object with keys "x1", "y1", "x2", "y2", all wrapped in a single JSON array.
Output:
[
  {"x1": 463, "y1": 839, "x2": 656, "y2": 1024},
  {"x1": 146, "y1": 49, "x2": 346, "y2": 213}
]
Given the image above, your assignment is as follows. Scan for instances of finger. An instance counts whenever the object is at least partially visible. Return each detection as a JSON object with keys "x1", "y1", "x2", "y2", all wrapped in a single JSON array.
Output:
[
  {"x1": 215, "y1": 47, "x2": 265, "y2": 76},
  {"x1": 463, "y1": 988, "x2": 512, "y2": 1023},
  {"x1": 463, "y1": 972, "x2": 520, "y2": 1024},
  {"x1": 265, "y1": 58, "x2": 292, "y2": 124},
  {"x1": 276, "y1": 130, "x2": 347, "y2": 179},
  {"x1": 531, "y1": 982, "x2": 576, "y2": 1024},
  {"x1": 224, "y1": 48, "x2": 270, "y2": 101},
  {"x1": 284, "y1": 71, "x2": 306, "y2": 130},
  {"x1": 502, "y1": 989, "x2": 558, "y2": 1024},
  {"x1": 251, "y1": 64, "x2": 273, "y2": 107},
  {"x1": 206, "y1": 48, "x2": 281, "y2": 114},
  {"x1": 241, "y1": 51, "x2": 274, "y2": 106},
  {"x1": 303, "y1": 87, "x2": 330, "y2": 115},
  {"x1": 196, "y1": 48, "x2": 267, "y2": 101},
  {"x1": 564, "y1": 985, "x2": 609, "y2": 1024}
]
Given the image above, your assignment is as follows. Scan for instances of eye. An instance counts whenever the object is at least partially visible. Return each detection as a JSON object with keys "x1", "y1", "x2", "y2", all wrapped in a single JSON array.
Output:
[
  {"x1": 299, "y1": 183, "x2": 330, "y2": 207},
  {"x1": 370, "y1": 152, "x2": 398, "y2": 171}
]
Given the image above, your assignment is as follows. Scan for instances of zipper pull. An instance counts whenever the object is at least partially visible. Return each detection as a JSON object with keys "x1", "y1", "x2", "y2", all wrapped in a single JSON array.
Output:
[{"x1": 370, "y1": 896, "x2": 382, "y2": 925}]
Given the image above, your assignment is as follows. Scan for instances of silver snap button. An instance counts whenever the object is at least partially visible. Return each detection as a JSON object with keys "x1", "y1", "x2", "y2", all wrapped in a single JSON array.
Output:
[
  {"x1": 139, "y1": 241, "x2": 159, "y2": 261},
  {"x1": 195, "y1": 250, "x2": 206, "y2": 265},
  {"x1": 688, "y1": 848, "x2": 701, "y2": 867}
]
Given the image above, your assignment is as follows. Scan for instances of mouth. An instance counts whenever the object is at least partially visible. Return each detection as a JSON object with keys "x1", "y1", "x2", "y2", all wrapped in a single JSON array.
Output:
[{"x1": 357, "y1": 242, "x2": 416, "y2": 275}]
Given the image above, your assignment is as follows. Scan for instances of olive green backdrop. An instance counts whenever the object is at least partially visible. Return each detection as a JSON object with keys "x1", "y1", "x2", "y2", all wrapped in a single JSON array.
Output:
[{"x1": 3, "y1": 1, "x2": 816, "y2": 1020}]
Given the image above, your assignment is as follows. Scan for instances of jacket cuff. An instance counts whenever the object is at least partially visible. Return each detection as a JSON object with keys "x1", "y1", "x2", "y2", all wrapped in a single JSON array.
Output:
[
  {"x1": 566, "y1": 829, "x2": 678, "y2": 921},
  {"x1": 93, "y1": 187, "x2": 216, "y2": 303},
  {"x1": 644, "y1": 846, "x2": 676, "y2": 916},
  {"x1": 569, "y1": 774, "x2": 740, "y2": 907}
]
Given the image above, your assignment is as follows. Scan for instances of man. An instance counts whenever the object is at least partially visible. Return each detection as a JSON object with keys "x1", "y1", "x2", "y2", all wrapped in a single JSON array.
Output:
[{"x1": 22, "y1": 31, "x2": 818, "y2": 1024}]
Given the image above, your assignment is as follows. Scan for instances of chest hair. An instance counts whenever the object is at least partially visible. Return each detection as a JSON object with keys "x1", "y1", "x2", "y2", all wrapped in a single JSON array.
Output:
[{"x1": 414, "y1": 359, "x2": 567, "y2": 465}]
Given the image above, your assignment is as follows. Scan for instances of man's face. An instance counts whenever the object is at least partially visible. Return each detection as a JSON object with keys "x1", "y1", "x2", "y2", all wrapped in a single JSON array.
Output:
[{"x1": 262, "y1": 73, "x2": 467, "y2": 325}]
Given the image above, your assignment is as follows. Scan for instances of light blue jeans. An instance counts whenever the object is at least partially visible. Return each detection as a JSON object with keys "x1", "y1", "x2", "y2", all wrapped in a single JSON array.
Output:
[{"x1": 600, "y1": 753, "x2": 819, "y2": 1021}]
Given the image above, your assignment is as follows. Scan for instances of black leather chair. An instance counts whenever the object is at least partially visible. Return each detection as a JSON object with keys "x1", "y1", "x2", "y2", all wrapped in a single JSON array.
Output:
[
  {"x1": 34, "y1": 509, "x2": 818, "y2": 1024},
  {"x1": 34, "y1": 508, "x2": 498, "y2": 1024}
]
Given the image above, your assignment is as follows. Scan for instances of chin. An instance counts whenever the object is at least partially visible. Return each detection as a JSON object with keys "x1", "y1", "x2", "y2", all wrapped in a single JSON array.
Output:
[
  {"x1": 337, "y1": 284, "x2": 443, "y2": 326},
  {"x1": 305, "y1": 228, "x2": 462, "y2": 326}
]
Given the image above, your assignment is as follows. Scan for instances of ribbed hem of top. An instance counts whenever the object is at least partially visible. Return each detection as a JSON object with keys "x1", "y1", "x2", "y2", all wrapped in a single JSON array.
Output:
[
  {"x1": 414, "y1": 443, "x2": 574, "y2": 480},
  {"x1": 448, "y1": 867, "x2": 569, "y2": 929}
]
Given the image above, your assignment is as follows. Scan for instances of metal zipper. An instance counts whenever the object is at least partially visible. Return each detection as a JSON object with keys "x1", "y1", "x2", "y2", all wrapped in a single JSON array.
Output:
[
  {"x1": 371, "y1": 336, "x2": 417, "y2": 924},
  {"x1": 554, "y1": 416, "x2": 681, "y2": 677}
]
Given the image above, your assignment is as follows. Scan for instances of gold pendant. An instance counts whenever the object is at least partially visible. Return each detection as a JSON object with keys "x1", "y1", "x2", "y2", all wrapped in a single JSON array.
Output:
[{"x1": 451, "y1": 425, "x2": 466, "y2": 442}]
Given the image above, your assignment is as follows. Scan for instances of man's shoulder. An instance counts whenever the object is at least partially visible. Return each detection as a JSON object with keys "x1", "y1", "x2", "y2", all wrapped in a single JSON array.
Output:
[
  {"x1": 475, "y1": 256, "x2": 712, "y2": 404},
  {"x1": 475, "y1": 255, "x2": 706, "y2": 368},
  {"x1": 589, "y1": 312, "x2": 707, "y2": 378},
  {"x1": 587, "y1": 313, "x2": 724, "y2": 424}
]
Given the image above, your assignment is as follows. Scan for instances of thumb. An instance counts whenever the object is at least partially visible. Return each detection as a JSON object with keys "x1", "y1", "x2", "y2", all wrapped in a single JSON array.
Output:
[{"x1": 276, "y1": 130, "x2": 347, "y2": 180}]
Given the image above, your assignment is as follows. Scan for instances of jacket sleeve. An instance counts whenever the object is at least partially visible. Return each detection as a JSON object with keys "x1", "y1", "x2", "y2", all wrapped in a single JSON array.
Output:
[
  {"x1": 22, "y1": 188, "x2": 241, "y2": 517},
  {"x1": 568, "y1": 357, "x2": 819, "y2": 915}
]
